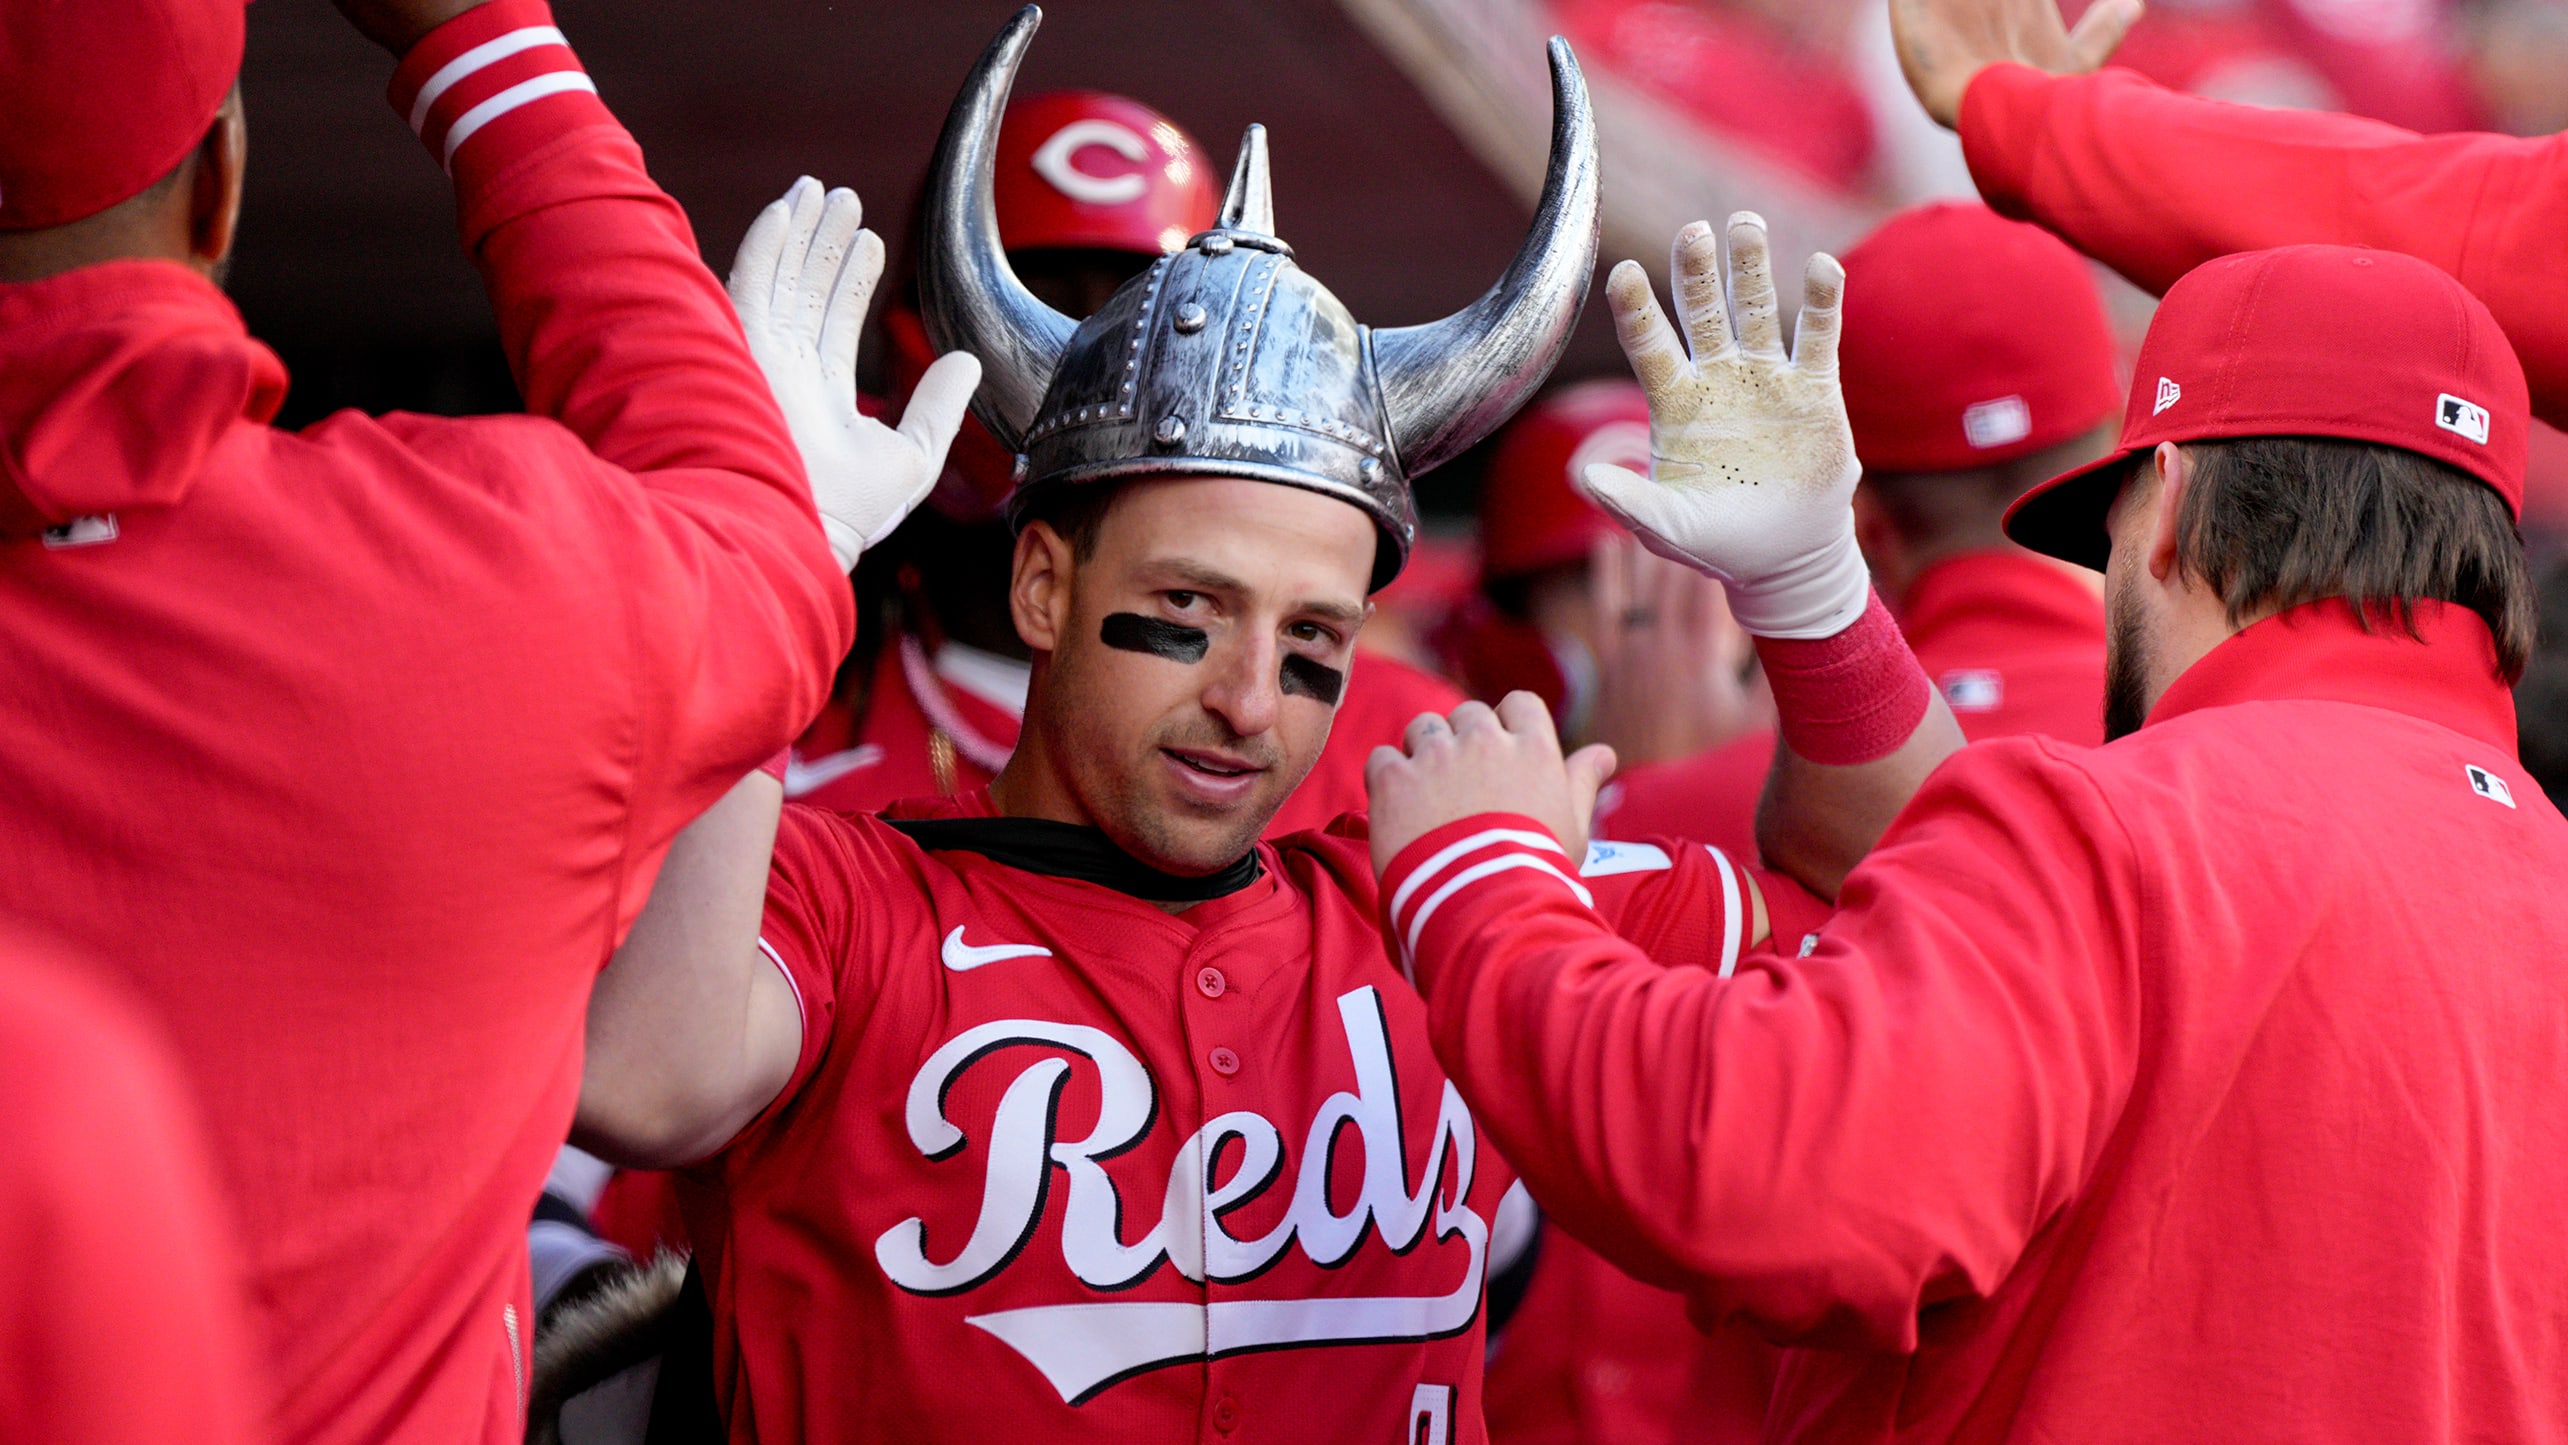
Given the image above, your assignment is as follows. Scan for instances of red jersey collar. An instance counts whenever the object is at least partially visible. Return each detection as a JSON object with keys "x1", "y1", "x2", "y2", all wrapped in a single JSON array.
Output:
[
  {"x1": 2142, "y1": 599, "x2": 2516, "y2": 749},
  {"x1": 1897, "y1": 550, "x2": 2102, "y2": 645}
]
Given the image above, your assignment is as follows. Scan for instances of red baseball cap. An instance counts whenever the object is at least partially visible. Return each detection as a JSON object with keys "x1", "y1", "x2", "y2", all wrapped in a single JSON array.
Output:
[
  {"x1": 1478, "y1": 379, "x2": 1652, "y2": 582},
  {"x1": 0, "y1": 0, "x2": 245, "y2": 231},
  {"x1": 993, "y1": 91, "x2": 1219, "y2": 257},
  {"x1": 2006, "y1": 245, "x2": 2529, "y2": 570},
  {"x1": 1839, "y1": 201, "x2": 2121, "y2": 475}
]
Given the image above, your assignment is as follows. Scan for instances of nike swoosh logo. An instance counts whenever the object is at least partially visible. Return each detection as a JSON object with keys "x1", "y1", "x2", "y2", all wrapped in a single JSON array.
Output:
[{"x1": 942, "y1": 926, "x2": 1054, "y2": 973}]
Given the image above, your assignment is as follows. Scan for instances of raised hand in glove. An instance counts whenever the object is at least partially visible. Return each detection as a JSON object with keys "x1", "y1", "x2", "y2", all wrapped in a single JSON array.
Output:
[
  {"x1": 727, "y1": 177, "x2": 982, "y2": 573},
  {"x1": 1579, "y1": 213, "x2": 1866, "y2": 640}
]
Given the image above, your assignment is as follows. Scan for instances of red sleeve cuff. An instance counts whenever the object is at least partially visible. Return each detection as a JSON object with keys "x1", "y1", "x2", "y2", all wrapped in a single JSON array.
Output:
[
  {"x1": 1956, "y1": 61, "x2": 2060, "y2": 222},
  {"x1": 1378, "y1": 814, "x2": 1598, "y2": 986},
  {"x1": 389, "y1": 0, "x2": 624, "y2": 225}
]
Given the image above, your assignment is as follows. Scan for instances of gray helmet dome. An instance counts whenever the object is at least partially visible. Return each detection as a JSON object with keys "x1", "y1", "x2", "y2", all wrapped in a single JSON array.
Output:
[{"x1": 920, "y1": 5, "x2": 1600, "y2": 591}]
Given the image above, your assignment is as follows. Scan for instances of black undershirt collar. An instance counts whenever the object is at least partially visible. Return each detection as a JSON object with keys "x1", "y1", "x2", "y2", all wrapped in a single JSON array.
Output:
[{"x1": 885, "y1": 816, "x2": 1263, "y2": 903}]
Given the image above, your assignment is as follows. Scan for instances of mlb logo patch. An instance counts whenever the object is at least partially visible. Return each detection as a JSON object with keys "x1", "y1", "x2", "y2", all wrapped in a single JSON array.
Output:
[
  {"x1": 2153, "y1": 377, "x2": 2182, "y2": 416},
  {"x1": 2465, "y1": 764, "x2": 2515, "y2": 808},
  {"x1": 2436, "y1": 393, "x2": 2490, "y2": 445},
  {"x1": 1962, "y1": 396, "x2": 2031, "y2": 450},
  {"x1": 1939, "y1": 669, "x2": 2004, "y2": 712},
  {"x1": 40, "y1": 514, "x2": 118, "y2": 549}
]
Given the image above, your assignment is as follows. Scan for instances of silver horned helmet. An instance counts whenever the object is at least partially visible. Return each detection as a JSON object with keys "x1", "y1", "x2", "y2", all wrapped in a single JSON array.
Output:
[{"x1": 920, "y1": 6, "x2": 1600, "y2": 589}]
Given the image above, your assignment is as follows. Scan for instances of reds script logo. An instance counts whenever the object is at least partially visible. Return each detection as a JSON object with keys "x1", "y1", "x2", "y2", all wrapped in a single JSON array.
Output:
[{"x1": 875, "y1": 986, "x2": 1487, "y2": 1403}]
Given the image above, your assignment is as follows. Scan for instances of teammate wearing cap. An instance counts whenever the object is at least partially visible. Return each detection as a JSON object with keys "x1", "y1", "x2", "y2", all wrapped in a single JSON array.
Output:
[
  {"x1": 1369, "y1": 242, "x2": 2568, "y2": 1441},
  {"x1": 1603, "y1": 200, "x2": 2117, "y2": 862},
  {"x1": 1889, "y1": 0, "x2": 2568, "y2": 427},
  {"x1": 788, "y1": 88, "x2": 1462, "y2": 835},
  {"x1": 569, "y1": 13, "x2": 1960, "y2": 1441},
  {"x1": 0, "y1": 1, "x2": 974, "y2": 1440}
]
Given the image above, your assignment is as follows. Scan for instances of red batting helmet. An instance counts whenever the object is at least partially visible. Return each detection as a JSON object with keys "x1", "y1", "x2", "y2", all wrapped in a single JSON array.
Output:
[
  {"x1": 900, "y1": 89, "x2": 1221, "y2": 522},
  {"x1": 992, "y1": 89, "x2": 1219, "y2": 257},
  {"x1": 1478, "y1": 379, "x2": 1653, "y2": 583}
]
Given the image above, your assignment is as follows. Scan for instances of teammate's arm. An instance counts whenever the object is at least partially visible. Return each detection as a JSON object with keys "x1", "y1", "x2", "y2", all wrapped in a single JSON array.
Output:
[
  {"x1": 1893, "y1": 0, "x2": 2568, "y2": 426},
  {"x1": 1570, "y1": 215, "x2": 1963, "y2": 897},
  {"x1": 575, "y1": 773, "x2": 804, "y2": 1169},
  {"x1": 1373, "y1": 738, "x2": 2141, "y2": 1348}
]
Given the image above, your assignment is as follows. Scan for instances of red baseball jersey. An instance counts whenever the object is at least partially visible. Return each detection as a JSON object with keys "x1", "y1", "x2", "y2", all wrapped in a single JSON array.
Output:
[
  {"x1": 678, "y1": 791, "x2": 1766, "y2": 1443},
  {"x1": 1600, "y1": 552, "x2": 2104, "y2": 858},
  {"x1": 0, "y1": 6, "x2": 847, "y2": 1441},
  {"x1": 0, "y1": 939, "x2": 264, "y2": 1445},
  {"x1": 1390, "y1": 601, "x2": 2568, "y2": 1442}
]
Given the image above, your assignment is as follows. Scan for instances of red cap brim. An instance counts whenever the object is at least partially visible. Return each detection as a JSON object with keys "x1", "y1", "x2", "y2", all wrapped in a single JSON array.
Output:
[{"x1": 2000, "y1": 444, "x2": 2143, "y2": 572}]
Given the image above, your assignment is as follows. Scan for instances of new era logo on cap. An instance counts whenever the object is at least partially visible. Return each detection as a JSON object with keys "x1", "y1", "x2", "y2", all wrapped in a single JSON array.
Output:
[
  {"x1": 2153, "y1": 377, "x2": 2182, "y2": 416},
  {"x1": 2437, "y1": 393, "x2": 2490, "y2": 445},
  {"x1": 1962, "y1": 396, "x2": 2031, "y2": 449}
]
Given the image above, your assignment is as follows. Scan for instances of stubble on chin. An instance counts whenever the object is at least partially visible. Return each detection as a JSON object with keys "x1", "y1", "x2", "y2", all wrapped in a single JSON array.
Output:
[{"x1": 2102, "y1": 576, "x2": 2154, "y2": 743}]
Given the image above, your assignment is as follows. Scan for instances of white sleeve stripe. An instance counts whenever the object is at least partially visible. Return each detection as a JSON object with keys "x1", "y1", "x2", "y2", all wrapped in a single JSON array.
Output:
[
  {"x1": 442, "y1": 71, "x2": 598, "y2": 168},
  {"x1": 1387, "y1": 826, "x2": 1569, "y2": 925},
  {"x1": 1706, "y1": 845, "x2": 1742, "y2": 978},
  {"x1": 408, "y1": 25, "x2": 570, "y2": 134},
  {"x1": 1404, "y1": 851, "x2": 1594, "y2": 958},
  {"x1": 754, "y1": 936, "x2": 807, "y2": 1042}
]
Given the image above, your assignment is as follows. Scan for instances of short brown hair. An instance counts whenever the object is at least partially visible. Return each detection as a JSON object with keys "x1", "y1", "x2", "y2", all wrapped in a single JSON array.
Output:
[{"x1": 2174, "y1": 436, "x2": 2534, "y2": 682}]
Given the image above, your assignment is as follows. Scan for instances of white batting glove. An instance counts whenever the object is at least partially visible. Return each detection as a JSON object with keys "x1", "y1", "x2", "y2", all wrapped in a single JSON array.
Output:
[
  {"x1": 1579, "y1": 213, "x2": 1867, "y2": 639},
  {"x1": 727, "y1": 176, "x2": 983, "y2": 572}
]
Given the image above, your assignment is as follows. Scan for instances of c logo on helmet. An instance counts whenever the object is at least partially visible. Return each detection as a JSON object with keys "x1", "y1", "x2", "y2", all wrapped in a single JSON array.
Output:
[{"x1": 1031, "y1": 119, "x2": 1151, "y2": 206}]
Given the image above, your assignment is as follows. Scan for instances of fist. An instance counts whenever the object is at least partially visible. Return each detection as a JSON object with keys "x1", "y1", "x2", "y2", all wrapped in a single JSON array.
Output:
[{"x1": 1365, "y1": 694, "x2": 1619, "y2": 878}]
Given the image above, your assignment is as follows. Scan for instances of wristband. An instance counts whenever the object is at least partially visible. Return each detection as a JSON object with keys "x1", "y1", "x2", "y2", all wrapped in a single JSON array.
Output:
[{"x1": 1753, "y1": 589, "x2": 1932, "y2": 766}]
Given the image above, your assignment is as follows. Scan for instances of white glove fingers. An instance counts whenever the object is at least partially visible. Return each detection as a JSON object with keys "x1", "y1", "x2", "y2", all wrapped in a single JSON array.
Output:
[
  {"x1": 1725, "y1": 212, "x2": 1786, "y2": 360},
  {"x1": 1792, "y1": 252, "x2": 1847, "y2": 376},
  {"x1": 726, "y1": 194, "x2": 796, "y2": 330},
  {"x1": 895, "y1": 350, "x2": 985, "y2": 477},
  {"x1": 772, "y1": 176, "x2": 827, "y2": 324},
  {"x1": 1604, "y1": 259, "x2": 1688, "y2": 398},
  {"x1": 792, "y1": 187, "x2": 864, "y2": 352},
  {"x1": 1669, "y1": 221, "x2": 1735, "y2": 363},
  {"x1": 816, "y1": 227, "x2": 884, "y2": 388}
]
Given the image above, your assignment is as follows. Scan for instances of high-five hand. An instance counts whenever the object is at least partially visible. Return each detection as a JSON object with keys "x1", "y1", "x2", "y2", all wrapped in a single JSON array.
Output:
[
  {"x1": 1365, "y1": 695, "x2": 1619, "y2": 877},
  {"x1": 728, "y1": 177, "x2": 982, "y2": 573},
  {"x1": 1579, "y1": 214, "x2": 1866, "y2": 640},
  {"x1": 1889, "y1": 0, "x2": 2143, "y2": 129}
]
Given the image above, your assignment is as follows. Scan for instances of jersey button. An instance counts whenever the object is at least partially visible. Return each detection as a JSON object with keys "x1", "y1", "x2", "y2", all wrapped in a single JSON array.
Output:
[
  {"x1": 1208, "y1": 1046, "x2": 1241, "y2": 1077},
  {"x1": 1195, "y1": 965, "x2": 1228, "y2": 999},
  {"x1": 1212, "y1": 1394, "x2": 1240, "y2": 1432}
]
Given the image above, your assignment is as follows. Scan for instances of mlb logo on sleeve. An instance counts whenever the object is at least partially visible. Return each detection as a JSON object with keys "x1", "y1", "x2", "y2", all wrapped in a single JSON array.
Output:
[
  {"x1": 2437, "y1": 393, "x2": 2490, "y2": 445},
  {"x1": 2465, "y1": 764, "x2": 2515, "y2": 808},
  {"x1": 1938, "y1": 669, "x2": 2004, "y2": 712}
]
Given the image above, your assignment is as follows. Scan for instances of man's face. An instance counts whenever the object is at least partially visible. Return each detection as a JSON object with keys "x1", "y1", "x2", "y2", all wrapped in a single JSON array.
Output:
[
  {"x1": 1018, "y1": 477, "x2": 1376, "y2": 873},
  {"x1": 2101, "y1": 457, "x2": 2165, "y2": 742}
]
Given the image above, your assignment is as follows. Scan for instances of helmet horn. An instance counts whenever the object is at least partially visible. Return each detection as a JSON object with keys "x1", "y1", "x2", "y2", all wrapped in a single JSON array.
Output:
[
  {"x1": 1371, "y1": 38, "x2": 1600, "y2": 479},
  {"x1": 918, "y1": 5, "x2": 1076, "y2": 452}
]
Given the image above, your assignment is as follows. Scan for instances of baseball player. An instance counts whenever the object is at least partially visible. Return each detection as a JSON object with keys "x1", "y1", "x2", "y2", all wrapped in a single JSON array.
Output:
[
  {"x1": 1604, "y1": 200, "x2": 2117, "y2": 861},
  {"x1": 787, "y1": 87, "x2": 1465, "y2": 835},
  {"x1": 0, "y1": 1, "x2": 971, "y2": 1439},
  {"x1": 1370, "y1": 244, "x2": 2568, "y2": 1441},
  {"x1": 571, "y1": 11, "x2": 1961, "y2": 1442},
  {"x1": 1889, "y1": 0, "x2": 2568, "y2": 426}
]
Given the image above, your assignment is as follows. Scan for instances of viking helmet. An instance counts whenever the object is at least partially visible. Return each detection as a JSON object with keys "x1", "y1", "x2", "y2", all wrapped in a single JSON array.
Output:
[{"x1": 920, "y1": 6, "x2": 1601, "y2": 589}]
